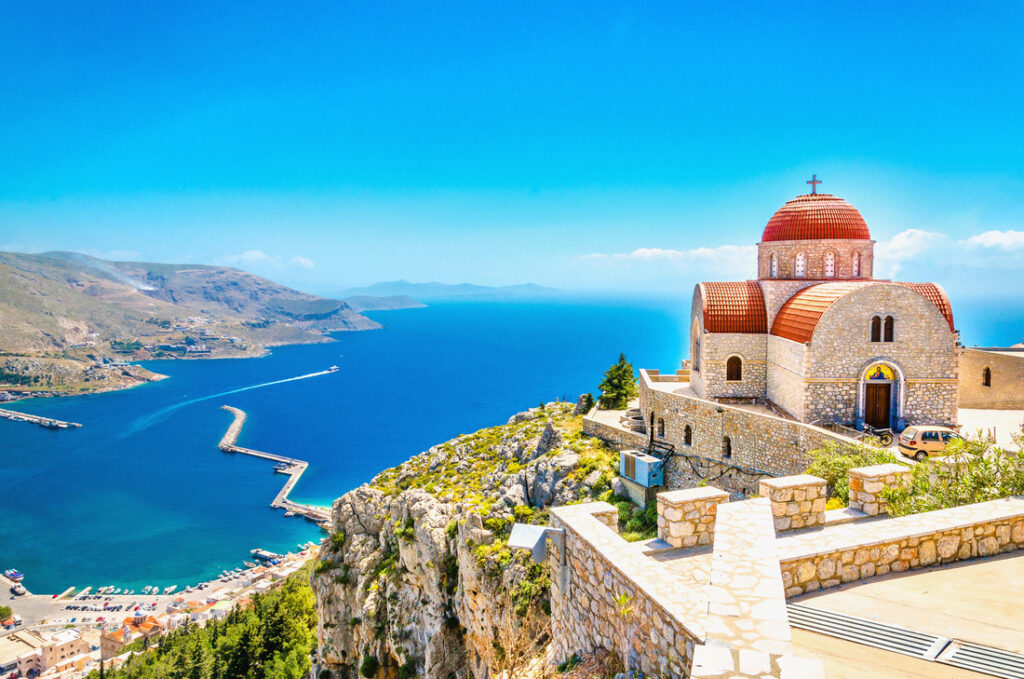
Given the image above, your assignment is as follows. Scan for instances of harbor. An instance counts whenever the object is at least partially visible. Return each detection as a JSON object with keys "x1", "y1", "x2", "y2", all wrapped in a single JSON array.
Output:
[
  {"x1": 218, "y1": 405, "x2": 332, "y2": 528},
  {"x1": 0, "y1": 407, "x2": 81, "y2": 430}
]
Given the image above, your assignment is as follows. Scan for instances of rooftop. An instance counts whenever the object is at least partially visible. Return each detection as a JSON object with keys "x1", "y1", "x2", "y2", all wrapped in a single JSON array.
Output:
[{"x1": 762, "y1": 193, "x2": 871, "y2": 243}]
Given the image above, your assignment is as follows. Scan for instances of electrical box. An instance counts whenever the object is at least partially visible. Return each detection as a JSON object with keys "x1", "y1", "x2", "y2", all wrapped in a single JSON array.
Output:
[{"x1": 619, "y1": 449, "x2": 664, "y2": 488}]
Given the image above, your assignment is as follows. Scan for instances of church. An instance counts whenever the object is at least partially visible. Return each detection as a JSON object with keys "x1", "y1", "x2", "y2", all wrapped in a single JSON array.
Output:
[{"x1": 689, "y1": 178, "x2": 959, "y2": 431}]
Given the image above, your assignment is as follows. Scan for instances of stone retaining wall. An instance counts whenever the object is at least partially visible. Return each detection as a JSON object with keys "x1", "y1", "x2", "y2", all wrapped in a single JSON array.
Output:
[
  {"x1": 778, "y1": 496, "x2": 1024, "y2": 597},
  {"x1": 549, "y1": 503, "x2": 700, "y2": 679},
  {"x1": 848, "y1": 463, "x2": 911, "y2": 516}
]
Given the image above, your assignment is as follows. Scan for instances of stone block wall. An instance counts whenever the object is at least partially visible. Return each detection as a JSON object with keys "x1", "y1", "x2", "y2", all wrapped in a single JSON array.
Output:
[
  {"x1": 549, "y1": 503, "x2": 699, "y2": 678},
  {"x1": 758, "y1": 475, "x2": 827, "y2": 532},
  {"x1": 778, "y1": 497, "x2": 1024, "y2": 597},
  {"x1": 639, "y1": 371, "x2": 850, "y2": 480},
  {"x1": 848, "y1": 463, "x2": 911, "y2": 516},
  {"x1": 580, "y1": 415, "x2": 648, "y2": 451},
  {"x1": 657, "y1": 487, "x2": 729, "y2": 548},
  {"x1": 698, "y1": 333, "x2": 768, "y2": 400},
  {"x1": 958, "y1": 347, "x2": 1024, "y2": 410},
  {"x1": 756, "y1": 239, "x2": 874, "y2": 282}
]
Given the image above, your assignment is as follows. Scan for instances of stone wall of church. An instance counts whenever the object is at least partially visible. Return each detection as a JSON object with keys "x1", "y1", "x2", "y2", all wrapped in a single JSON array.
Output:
[
  {"x1": 803, "y1": 284, "x2": 959, "y2": 427},
  {"x1": 756, "y1": 239, "x2": 874, "y2": 281},
  {"x1": 958, "y1": 348, "x2": 1024, "y2": 410},
  {"x1": 638, "y1": 372, "x2": 848, "y2": 482},
  {"x1": 688, "y1": 297, "x2": 706, "y2": 398},
  {"x1": 766, "y1": 336, "x2": 807, "y2": 420},
  {"x1": 697, "y1": 333, "x2": 767, "y2": 400}
]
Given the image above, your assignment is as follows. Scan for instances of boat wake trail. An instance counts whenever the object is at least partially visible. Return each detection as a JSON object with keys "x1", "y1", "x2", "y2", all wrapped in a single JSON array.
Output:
[{"x1": 123, "y1": 369, "x2": 337, "y2": 437}]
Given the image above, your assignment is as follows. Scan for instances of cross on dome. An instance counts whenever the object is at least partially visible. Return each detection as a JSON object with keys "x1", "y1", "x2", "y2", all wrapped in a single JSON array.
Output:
[{"x1": 806, "y1": 174, "x2": 822, "y2": 194}]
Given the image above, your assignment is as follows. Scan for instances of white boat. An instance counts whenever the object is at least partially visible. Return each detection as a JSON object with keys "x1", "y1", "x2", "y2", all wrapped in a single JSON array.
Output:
[
  {"x1": 113, "y1": 588, "x2": 121, "y2": 594},
  {"x1": 142, "y1": 586, "x2": 152, "y2": 594},
  {"x1": 163, "y1": 585, "x2": 176, "y2": 594}
]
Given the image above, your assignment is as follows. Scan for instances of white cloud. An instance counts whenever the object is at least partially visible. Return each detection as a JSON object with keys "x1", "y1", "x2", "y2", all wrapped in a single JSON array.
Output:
[
  {"x1": 224, "y1": 249, "x2": 277, "y2": 266},
  {"x1": 962, "y1": 230, "x2": 1024, "y2": 250},
  {"x1": 873, "y1": 228, "x2": 945, "y2": 278},
  {"x1": 221, "y1": 250, "x2": 315, "y2": 270},
  {"x1": 581, "y1": 244, "x2": 756, "y2": 270}
]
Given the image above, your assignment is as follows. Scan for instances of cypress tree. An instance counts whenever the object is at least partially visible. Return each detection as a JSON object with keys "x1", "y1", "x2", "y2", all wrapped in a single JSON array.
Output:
[{"x1": 598, "y1": 353, "x2": 638, "y2": 409}]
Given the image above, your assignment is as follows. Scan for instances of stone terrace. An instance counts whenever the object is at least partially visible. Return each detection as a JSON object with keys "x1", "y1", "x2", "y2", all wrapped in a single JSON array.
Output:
[{"x1": 547, "y1": 467, "x2": 1024, "y2": 679}]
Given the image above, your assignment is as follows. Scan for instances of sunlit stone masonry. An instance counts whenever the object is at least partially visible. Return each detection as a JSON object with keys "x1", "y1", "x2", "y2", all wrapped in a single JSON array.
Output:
[{"x1": 543, "y1": 465, "x2": 1024, "y2": 678}]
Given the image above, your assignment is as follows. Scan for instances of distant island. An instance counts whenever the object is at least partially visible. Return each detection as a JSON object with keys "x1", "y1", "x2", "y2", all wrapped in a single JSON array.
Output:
[
  {"x1": 341, "y1": 279, "x2": 562, "y2": 301},
  {"x1": 0, "y1": 251, "x2": 423, "y2": 399}
]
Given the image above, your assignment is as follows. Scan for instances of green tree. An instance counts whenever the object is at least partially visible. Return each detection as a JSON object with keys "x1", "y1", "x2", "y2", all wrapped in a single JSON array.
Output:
[
  {"x1": 598, "y1": 353, "x2": 638, "y2": 409},
  {"x1": 0, "y1": 605, "x2": 11, "y2": 621},
  {"x1": 805, "y1": 440, "x2": 899, "y2": 503}
]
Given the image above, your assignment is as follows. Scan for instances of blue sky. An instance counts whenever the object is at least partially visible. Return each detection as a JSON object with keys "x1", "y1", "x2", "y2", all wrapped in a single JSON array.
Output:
[{"x1": 1, "y1": 1, "x2": 1022, "y2": 299}]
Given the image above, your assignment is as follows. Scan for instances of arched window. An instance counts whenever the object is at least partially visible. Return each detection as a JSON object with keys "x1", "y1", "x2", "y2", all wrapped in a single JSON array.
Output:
[
  {"x1": 770, "y1": 253, "x2": 778, "y2": 278},
  {"x1": 883, "y1": 316, "x2": 894, "y2": 342},
  {"x1": 870, "y1": 316, "x2": 881, "y2": 342},
  {"x1": 824, "y1": 252, "x2": 836, "y2": 278},
  {"x1": 726, "y1": 356, "x2": 742, "y2": 381},
  {"x1": 683, "y1": 425, "x2": 692, "y2": 446},
  {"x1": 852, "y1": 252, "x2": 861, "y2": 278},
  {"x1": 722, "y1": 436, "x2": 732, "y2": 459},
  {"x1": 657, "y1": 418, "x2": 665, "y2": 439},
  {"x1": 983, "y1": 367, "x2": 992, "y2": 387},
  {"x1": 794, "y1": 252, "x2": 806, "y2": 278}
]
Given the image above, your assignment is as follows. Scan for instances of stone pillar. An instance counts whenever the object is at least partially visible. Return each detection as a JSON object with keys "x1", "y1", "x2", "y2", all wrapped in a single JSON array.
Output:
[
  {"x1": 591, "y1": 507, "x2": 619, "y2": 532},
  {"x1": 848, "y1": 464, "x2": 911, "y2": 516},
  {"x1": 657, "y1": 486, "x2": 729, "y2": 548},
  {"x1": 758, "y1": 475, "x2": 827, "y2": 532}
]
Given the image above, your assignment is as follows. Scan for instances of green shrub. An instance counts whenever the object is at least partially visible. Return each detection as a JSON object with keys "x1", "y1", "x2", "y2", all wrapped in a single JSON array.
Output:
[
  {"x1": 396, "y1": 517, "x2": 416, "y2": 542},
  {"x1": 330, "y1": 530, "x2": 347, "y2": 551},
  {"x1": 445, "y1": 520, "x2": 458, "y2": 539},
  {"x1": 557, "y1": 653, "x2": 581, "y2": 673},
  {"x1": 882, "y1": 432, "x2": 1024, "y2": 516},
  {"x1": 805, "y1": 440, "x2": 900, "y2": 502},
  {"x1": 314, "y1": 559, "x2": 336, "y2": 576},
  {"x1": 360, "y1": 654, "x2": 380, "y2": 678}
]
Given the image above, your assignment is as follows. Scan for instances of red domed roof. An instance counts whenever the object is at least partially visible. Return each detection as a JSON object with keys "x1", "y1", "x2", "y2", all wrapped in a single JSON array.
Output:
[
  {"x1": 697, "y1": 281, "x2": 767, "y2": 333},
  {"x1": 762, "y1": 193, "x2": 871, "y2": 242}
]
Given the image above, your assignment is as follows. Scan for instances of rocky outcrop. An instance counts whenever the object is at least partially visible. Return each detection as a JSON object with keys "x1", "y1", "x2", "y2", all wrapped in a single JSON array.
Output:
[{"x1": 312, "y1": 402, "x2": 619, "y2": 679}]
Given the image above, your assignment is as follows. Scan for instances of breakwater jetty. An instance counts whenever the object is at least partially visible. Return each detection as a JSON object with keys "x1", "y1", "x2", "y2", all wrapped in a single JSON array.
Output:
[
  {"x1": 218, "y1": 406, "x2": 331, "y2": 528},
  {"x1": 0, "y1": 407, "x2": 82, "y2": 430}
]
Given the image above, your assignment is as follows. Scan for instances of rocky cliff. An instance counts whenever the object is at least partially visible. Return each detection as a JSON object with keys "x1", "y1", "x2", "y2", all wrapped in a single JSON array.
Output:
[{"x1": 312, "y1": 401, "x2": 624, "y2": 679}]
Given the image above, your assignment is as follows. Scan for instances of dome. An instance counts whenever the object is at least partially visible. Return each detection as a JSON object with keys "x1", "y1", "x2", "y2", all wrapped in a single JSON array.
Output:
[{"x1": 761, "y1": 193, "x2": 871, "y2": 242}]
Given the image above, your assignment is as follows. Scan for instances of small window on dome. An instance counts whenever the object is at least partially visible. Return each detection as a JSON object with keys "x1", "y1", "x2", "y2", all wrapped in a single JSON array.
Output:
[
  {"x1": 770, "y1": 253, "x2": 778, "y2": 278},
  {"x1": 794, "y1": 252, "x2": 806, "y2": 278},
  {"x1": 824, "y1": 252, "x2": 835, "y2": 278},
  {"x1": 852, "y1": 252, "x2": 861, "y2": 278}
]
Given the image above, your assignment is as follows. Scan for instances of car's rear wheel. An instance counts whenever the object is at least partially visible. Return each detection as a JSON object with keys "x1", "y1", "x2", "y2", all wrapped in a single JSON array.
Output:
[{"x1": 914, "y1": 451, "x2": 927, "y2": 462}]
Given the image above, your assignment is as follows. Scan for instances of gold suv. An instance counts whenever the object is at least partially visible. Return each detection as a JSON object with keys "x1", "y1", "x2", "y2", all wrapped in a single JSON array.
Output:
[{"x1": 897, "y1": 425, "x2": 964, "y2": 462}]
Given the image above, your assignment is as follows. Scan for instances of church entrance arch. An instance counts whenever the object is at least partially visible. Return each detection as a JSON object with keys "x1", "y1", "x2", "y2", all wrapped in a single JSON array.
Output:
[{"x1": 857, "y1": 361, "x2": 905, "y2": 430}]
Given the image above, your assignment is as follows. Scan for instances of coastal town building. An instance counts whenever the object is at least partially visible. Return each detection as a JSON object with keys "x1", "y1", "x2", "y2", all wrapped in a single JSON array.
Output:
[
  {"x1": 100, "y1": 614, "x2": 164, "y2": 660},
  {"x1": 13, "y1": 629, "x2": 92, "y2": 677},
  {"x1": 959, "y1": 345, "x2": 1024, "y2": 410}
]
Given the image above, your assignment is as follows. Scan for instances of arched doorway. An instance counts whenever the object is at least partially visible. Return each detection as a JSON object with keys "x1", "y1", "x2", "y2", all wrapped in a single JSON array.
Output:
[{"x1": 857, "y1": 361, "x2": 905, "y2": 430}]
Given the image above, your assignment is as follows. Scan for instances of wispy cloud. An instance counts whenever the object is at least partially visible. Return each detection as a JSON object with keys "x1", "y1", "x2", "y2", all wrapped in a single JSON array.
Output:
[
  {"x1": 874, "y1": 228, "x2": 946, "y2": 277},
  {"x1": 581, "y1": 244, "x2": 755, "y2": 270},
  {"x1": 962, "y1": 230, "x2": 1024, "y2": 250},
  {"x1": 221, "y1": 250, "x2": 315, "y2": 270}
]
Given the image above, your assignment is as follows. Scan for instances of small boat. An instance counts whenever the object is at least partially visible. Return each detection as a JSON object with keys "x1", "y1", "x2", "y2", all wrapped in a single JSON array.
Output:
[
  {"x1": 113, "y1": 588, "x2": 121, "y2": 594},
  {"x1": 163, "y1": 585, "x2": 176, "y2": 594},
  {"x1": 327, "y1": 365, "x2": 340, "y2": 373},
  {"x1": 243, "y1": 561, "x2": 258, "y2": 569},
  {"x1": 4, "y1": 569, "x2": 24, "y2": 582}
]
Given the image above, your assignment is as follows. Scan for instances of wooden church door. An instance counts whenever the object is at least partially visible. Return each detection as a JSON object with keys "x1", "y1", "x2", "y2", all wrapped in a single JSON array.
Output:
[{"x1": 865, "y1": 383, "x2": 891, "y2": 428}]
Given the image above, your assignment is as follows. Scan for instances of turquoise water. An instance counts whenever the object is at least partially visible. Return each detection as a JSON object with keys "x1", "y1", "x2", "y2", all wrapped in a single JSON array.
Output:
[
  {"x1": 0, "y1": 294, "x2": 1018, "y2": 594},
  {"x1": 0, "y1": 298, "x2": 685, "y2": 594}
]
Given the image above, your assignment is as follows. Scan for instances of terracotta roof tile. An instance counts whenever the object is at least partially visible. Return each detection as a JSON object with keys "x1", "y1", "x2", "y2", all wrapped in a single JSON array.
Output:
[
  {"x1": 771, "y1": 281, "x2": 956, "y2": 343},
  {"x1": 699, "y1": 281, "x2": 767, "y2": 333},
  {"x1": 762, "y1": 193, "x2": 871, "y2": 242}
]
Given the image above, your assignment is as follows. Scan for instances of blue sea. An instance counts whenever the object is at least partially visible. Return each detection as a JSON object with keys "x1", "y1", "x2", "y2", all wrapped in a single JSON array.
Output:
[{"x1": 0, "y1": 295, "x2": 1019, "y2": 594}]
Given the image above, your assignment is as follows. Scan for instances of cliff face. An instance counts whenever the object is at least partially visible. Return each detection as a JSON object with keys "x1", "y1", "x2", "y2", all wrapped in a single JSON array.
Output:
[{"x1": 312, "y1": 401, "x2": 619, "y2": 679}]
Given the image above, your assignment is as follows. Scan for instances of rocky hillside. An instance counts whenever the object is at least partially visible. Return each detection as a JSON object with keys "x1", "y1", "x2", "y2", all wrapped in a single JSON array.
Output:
[
  {"x1": 0, "y1": 251, "x2": 395, "y2": 396},
  {"x1": 312, "y1": 401, "x2": 645, "y2": 679}
]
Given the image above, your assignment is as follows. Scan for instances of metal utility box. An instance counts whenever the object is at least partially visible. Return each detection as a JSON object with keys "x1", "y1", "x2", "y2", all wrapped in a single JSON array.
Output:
[{"x1": 619, "y1": 449, "x2": 664, "y2": 488}]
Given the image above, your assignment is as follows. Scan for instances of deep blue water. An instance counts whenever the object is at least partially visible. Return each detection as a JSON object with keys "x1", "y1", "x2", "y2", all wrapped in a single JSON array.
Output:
[{"x1": 0, "y1": 298, "x2": 685, "y2": 593}]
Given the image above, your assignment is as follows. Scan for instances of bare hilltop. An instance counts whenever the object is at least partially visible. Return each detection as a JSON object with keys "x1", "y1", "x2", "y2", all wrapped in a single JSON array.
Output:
[{"x1": 0, "y1": 251, "x2": 418, "y2": 398}]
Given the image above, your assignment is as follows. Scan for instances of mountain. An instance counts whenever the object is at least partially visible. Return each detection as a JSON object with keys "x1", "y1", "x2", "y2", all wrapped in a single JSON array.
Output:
[
  {"x1": 0, "y1": 251, "x2": 382, "y2": 396},
  {"x1": 342, "y1": 280, "x2": 562, "y2": 301},
  {"x1": 341, "y1": 295, "x2": 426, "y2": 312}
]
